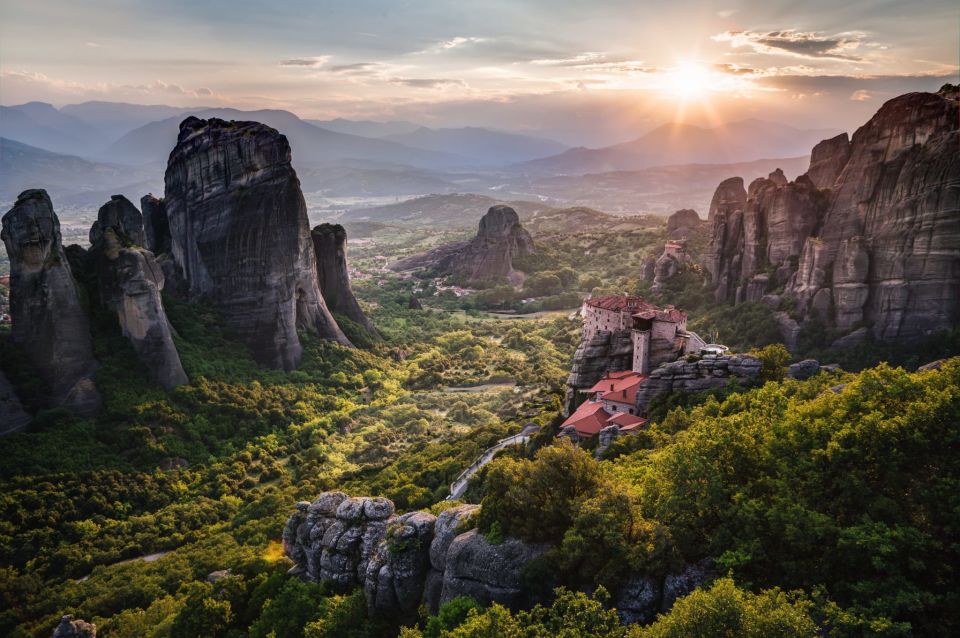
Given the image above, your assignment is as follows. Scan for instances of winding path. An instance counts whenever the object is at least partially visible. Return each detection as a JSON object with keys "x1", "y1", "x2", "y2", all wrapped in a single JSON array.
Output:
[{"x1": 446, "y1": 425, "x2": 539, "y2": 500}]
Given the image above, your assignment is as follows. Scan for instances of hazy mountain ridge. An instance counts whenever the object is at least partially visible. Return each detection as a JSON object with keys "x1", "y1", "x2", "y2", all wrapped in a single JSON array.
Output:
[{"x1": 522, "y1": 118, "x2": 839, "y2": 174}]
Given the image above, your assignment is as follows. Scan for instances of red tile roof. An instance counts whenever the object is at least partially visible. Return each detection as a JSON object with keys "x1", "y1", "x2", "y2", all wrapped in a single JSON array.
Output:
[
  {"x1": 609, "y1": 413, "x2": 647, "y2": 430},
  {"x1": 561, "y1": 400, "x2": 611, "y2": 437},
  {"x1": 600, "y1": 373, "x2": 647, "y2": 406}
]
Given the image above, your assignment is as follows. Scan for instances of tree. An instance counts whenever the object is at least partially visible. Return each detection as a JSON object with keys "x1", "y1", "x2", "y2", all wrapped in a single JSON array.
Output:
[{"x1": 753, "y1": 343, "x2": 790, "y2": 382}]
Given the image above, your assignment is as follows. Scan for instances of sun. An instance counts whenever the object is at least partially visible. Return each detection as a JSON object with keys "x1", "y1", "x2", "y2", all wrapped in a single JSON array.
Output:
[{"x1": 663, "y1": 62, "x2": 714, "y2": 100}]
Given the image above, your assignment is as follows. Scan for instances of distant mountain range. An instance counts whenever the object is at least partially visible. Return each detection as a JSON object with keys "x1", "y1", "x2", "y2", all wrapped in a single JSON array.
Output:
[
  {"x1": 521, "y1": 119, "x2": 838, "y2": 174},
  {"x1": 379, "y1": 127, "x2": 568, "y2": 165},
  {"x1": 0, "y1": 137, "x2": 158, "y2": 208},
  {"x1": 343, "y1": 193, "x2": 553, "y2": 229}
]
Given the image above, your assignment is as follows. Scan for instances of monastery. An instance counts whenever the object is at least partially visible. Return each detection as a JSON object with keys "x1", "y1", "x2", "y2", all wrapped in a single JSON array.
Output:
[{"x1": 562, "y1": 295, "x2": 707, "y2": 438}]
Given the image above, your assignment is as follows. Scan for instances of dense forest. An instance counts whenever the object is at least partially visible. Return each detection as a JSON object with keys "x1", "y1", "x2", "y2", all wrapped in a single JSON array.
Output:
[{"x1": 1, "y1": 219, "x2": 958, "y2": 638}]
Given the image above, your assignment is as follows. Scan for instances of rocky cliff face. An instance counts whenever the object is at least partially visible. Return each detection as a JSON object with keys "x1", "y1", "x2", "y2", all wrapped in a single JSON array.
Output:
[
  {"x1": 705, "y1": 169, "x2": 826, "y2": 305},
  {"x1": 632, "y1": 355, "x2": 761, "y2": 415},
  {"x1": 285, "y1": 491, "x2": 710, "y2": 623},
  {"x1": 0, "y1": 369, "x2": 31, "y2": 435},
  {"x1": 704, "y1": 87, "x2": 959, "y2": 343},
  {"x1": 1, "y1": 190, "x2": 101, "y2": 415},
  {"x1": 163, "y1": 117, "x2": 349, "y2": 369},
  {"x1": 666, "y1": 209, "x2": 701, "y2": 239},
  {"x1": 311, "y1": 223, "x2": 377, "y2": 337},
  {"x1": 566, "y1": 329, "x2": 634, "y2": 395},
  {"x1": 392, "y1": 206, "x2": 534, "y2": 286},
  {"x1": 89, "y1": 196, "x2": 187, "y2": 390},
  {"x1": 283, "y1": 493, "x2": 548, "y2": 618},
  {"x1": 140, "y1": 194, "x2": 171, "y2": 255}
]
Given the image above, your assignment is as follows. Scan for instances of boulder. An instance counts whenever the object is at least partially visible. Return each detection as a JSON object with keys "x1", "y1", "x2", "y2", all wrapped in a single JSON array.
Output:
[
  {"x1": 311, "y1": 223, "x2": 377, "y2": 337},
  {"x1": 1, "y1": 190, "x2": 101, "y2": 415},
  {"x1": 787, "y1": 359, "x2": 821, "y2": 380},
  {"x1": 439, "y1": 529, "x2": 548, "y2": 608},
  {"x1": 52, "y1": 615, "x2": 96, "y2": 638},
  {"x1": 163, "y1": 117, "x2": 349, "y2": 369}
]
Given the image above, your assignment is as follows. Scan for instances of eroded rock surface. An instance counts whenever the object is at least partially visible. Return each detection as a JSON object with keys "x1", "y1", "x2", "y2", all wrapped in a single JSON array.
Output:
[
  {"x1": 90, "y1": 196, "x2": 187, "y2": 389},
  {"x1": 1, "y1": 190, "x2": 101, "y2": 415},
  {"x1": 311, "y1": 223, "x2": 377, "y2": 337},
  {"x1": 704, "y1": 87, "x2": 960, "y2": 342},
  {"x1": 392, "y1": 206, "x2": 534, "y2": 286},
  {"x1": 140, "y1": 194, "x2": 171, "y2": 255},
  {"x1": 52, "y1": 615, "x2": 96, "y2": 638},
  {"x1": 0, "y1": 369, "x2": 31, "y2": 435},
  {"x1": 666, "y1": 209, "x2": 701, "y2": 239},
  {"x1": 164, "y1": 117, "x2": 349, "y2": 369},
  {"x1": 633, "y1": 355, "x2": 762, "y2": 416}
]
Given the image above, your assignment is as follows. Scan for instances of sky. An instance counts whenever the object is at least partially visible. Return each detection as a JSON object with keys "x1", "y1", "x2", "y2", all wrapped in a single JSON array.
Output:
[{"x1": 1, "y1": 0, "x2": 957, "y2": 145}]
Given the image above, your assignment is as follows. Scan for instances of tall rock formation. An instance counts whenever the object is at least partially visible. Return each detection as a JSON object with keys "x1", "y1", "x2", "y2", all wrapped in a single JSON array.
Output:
[
  {"x1": 140, "y1": 194, "x2": 171, "y2": 255},
  {"x1": 89, "y1": 196, "x2": 187, "y2": 389},
  {"x1": 0, "y1": 369, "x2": 32, "y2": 435},
  {"x1": 1, "y1": 190, "x2": 101, "y2": 415},
  {"x1": 704, "y1": 86, "x2": 960, "y2": 343},
  {"x1": 705, "y1": 169, "x2": 826, "y2": 305},
  {"x1": 311, "y1": 223, "x2": 377, "y2": 337},
  {"x1": 391, "y1": 205, "x2": 534, "y2": 286},
  {"x1": 163, "y1": 117, "x2": 349, "y2": 369},
  {"x1": 666, "y1": 209, "x2": 701, "y2": 239}
]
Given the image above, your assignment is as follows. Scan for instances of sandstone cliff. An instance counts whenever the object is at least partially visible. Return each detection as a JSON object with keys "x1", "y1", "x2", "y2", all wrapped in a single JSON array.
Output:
[
  {"x1": 391, "y1": 205, "x2": 534, "y2": 286},
  {"x1": 140, "y1": 194, "x2": 171, "y2": 255},
  {"x1": 703, "y1": 87, "x2": 960, "y2": 344},
  {"x1": 1, "y1": 190, "x2": 101, "y2": 415},
  {"x1": 163, "y1": 117, "x2": 349, "y2": 369},
  {"x1": 666, "y1": 209, "x2": 701, "y2": 239},
  {"x1": 89, "y1": 196, "x2": 187, "y2": 389},
  {"x1": 311, "y1": 223, "x2": 377, "y2": 337}
]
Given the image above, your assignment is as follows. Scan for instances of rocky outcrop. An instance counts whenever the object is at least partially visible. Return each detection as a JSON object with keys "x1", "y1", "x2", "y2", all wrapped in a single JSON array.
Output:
[
  {"x1": 805, "y1": 133, "x2": 850, "y2": 189},
  {"x1": 0, "y1": 369, "x2": 31, "y2": 435},
  {"x1": 392, "y1": 206, "x2": 534, "y2": 286},
  {"x1": 787, "y1": 359, "x2": 821, "y2": 380},
  {"x1": 633, "y1": 354, "x2": 761, "y2": 416},
  {"x1": 705, "y1": 169, "x2": 826, "y2": 304},
  {"x1": 666, "y1": 209, "x2": 701, "y2": 239},
  {"x1": 616, "y1": 560, "x2": 715, "y2": 625},
  {"x1": 284, "y1": 494, "x2": 547, "y2": 617},
  {"x1": 52, "y1": 615, "x2": 96, "y2": 638},
  {"x1": 1, "y1": 190, "x2": 101, "y2": 415},
  {"x1": 704, "y1": 87, "x2": 960, "y2": 342},
  {"x1": 90, "y1": 196, "x2": 187, "y2": 389},
  {"x1": 365, "y1": 511, "x2": 437, "y2": 614},
  {"x1": 439, "y1": 529, "x2": 548, "y2": 608},
  {"x1": 140, "y1": 194, "x2": 171, "y2": 255},
  {"x1": 311, "y1": 223, "x2": 377, "y2": 337},
  {"x1": 164, "y1": 117, "x2": 349, "y2": 369},
  {"x1": 566, "y1": 329, "x2": 634, "y2": 394}
]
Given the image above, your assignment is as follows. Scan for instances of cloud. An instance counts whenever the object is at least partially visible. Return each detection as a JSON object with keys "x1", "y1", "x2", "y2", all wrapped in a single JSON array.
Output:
[
  {"x1": 717, "y1": 9, "x2": 737, "y2": 18},
  {"x1": 713, "y1": 63, "x2": 758, "y2": 75},
  {"x1": 85, "y1": 42, "x2": 100, "y2": 48},
  {"x1": 279, "y1": 56, "x2": 330, "y2": 67},
  {"x1": 390, "y1": 78, "x2": 466, "y2": 89},
  {"x1": 712, "y1": 30, "x2": 868, "y2": 61},
  {"x1": 849, "y1": 89, "x2": 872, "y2": 101},
  {"x1": 529, "y1": 52, "x2": 655, "y2": 74},
  {"x1": 196, "y1": 87, "x2": 213, "y2": 96},
  {"x1": 414, "y1": 36, "x2": 486, "y2": 55},
  {"x1": 328, "y1": 62, "x2": 383, "y2": 76}
]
